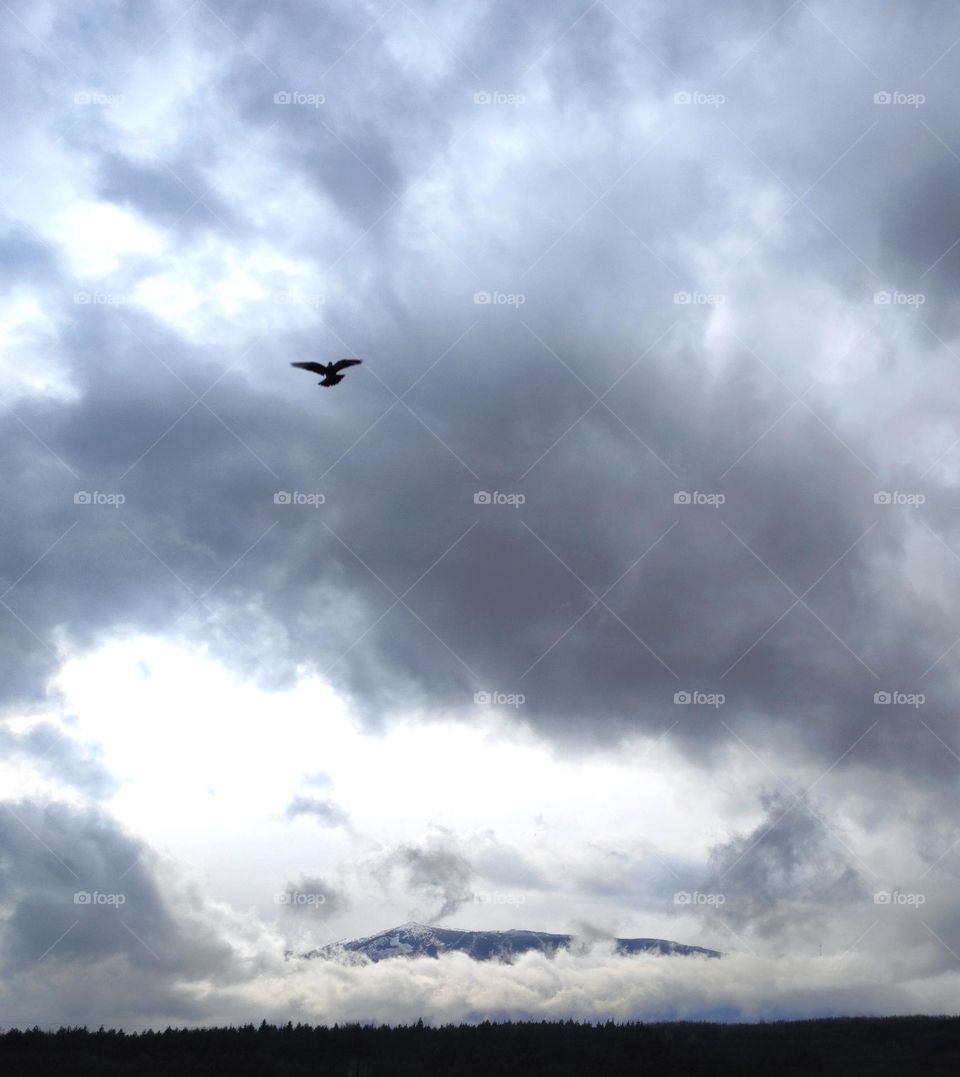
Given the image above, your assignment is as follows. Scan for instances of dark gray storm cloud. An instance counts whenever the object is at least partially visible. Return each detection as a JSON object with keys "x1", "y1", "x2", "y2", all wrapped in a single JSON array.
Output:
[
  {"x1": 0, "y1": 722, "x2": 117, "y2": 799},
  {"x1": 2, "y1": 0, "x2": 958, "y2": 767},
  {"x1": 96, "y1": 153, "x2": 239, "y2": 235},
  {"x1": 0, "y1": 800, "x2": 239, "y2": 1026},
  {"x1": 4, "y1": 0, "x2": 960, "y2": 1026},
  {"x1": 699, "y1": 791, "x2": 868, "y2": 940},
  {"x1": 280, "y1": 874, "x2": 348, "y2": 917},
  {"x1": 372, "y1": 833, "x2": 475, "y2": 922}
]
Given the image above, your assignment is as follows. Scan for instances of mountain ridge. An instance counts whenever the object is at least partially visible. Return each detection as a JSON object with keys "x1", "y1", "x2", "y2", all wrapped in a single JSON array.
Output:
[{"x1": 302, "y1": 921, "x2": 721, "y2": 964}]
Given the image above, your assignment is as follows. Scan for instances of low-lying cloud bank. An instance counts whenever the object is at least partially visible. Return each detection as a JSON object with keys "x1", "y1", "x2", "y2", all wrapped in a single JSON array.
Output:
[{"x1": 4, "y1": 947, "x2": 957, "y2": 1031}]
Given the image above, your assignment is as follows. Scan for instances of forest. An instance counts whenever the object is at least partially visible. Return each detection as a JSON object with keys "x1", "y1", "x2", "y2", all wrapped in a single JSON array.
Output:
[{"x1": 1, "y1": 1015, "x2": 958, "y2": 1075}]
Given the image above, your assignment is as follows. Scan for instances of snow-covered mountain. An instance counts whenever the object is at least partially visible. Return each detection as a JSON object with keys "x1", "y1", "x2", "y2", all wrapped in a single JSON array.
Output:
[{"x1": 303, "y1": 922, "x2": 721, "y2": 964}]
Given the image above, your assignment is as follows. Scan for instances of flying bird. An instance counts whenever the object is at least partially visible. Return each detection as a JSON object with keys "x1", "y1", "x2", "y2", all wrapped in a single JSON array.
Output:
[{"x1": 291, "y1": 358, "x2": 363, "y2": 387}]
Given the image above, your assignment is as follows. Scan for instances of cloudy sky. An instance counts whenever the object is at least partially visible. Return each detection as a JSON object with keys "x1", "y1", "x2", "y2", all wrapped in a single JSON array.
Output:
[{"x1": 3, "y1": 0, "x2": 960, "y2": 1029}]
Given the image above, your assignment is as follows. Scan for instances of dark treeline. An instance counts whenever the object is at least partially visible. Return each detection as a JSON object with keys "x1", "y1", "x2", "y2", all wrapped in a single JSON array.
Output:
[{"x1": 1, "y1": 1015, "x2": 958, "y2": 1075}]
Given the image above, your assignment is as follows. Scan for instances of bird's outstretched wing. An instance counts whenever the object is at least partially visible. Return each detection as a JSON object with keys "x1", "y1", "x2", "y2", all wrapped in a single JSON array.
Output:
[
  {"x1": 291, "y1": 362, "x2": 328, "y2": 375},
  {"x1": 331, "y1": 358, "x2": 363, "y2": 373}
]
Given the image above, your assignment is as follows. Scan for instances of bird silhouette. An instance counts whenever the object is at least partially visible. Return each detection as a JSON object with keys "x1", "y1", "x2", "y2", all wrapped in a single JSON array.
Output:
[{"x1": 291, "y1": 358, "x2": 363, "y2": 387}]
